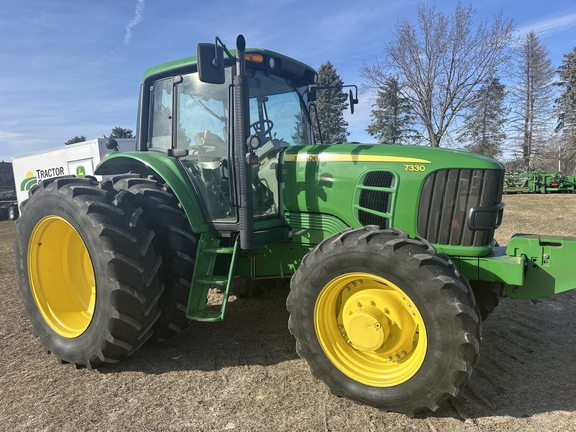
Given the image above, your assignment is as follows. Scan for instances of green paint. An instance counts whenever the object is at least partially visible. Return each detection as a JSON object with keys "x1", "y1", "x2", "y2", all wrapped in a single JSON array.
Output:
[
  {"x1": 96, "y1": 152, "x2": 209, "y2": 233},
  {"x1": 97, "y1": 47, "x2": 576, "y2": 319}
]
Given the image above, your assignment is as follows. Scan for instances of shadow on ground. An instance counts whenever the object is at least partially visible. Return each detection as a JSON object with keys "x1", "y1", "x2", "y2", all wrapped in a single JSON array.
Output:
[
  {"x1": 101, "y1": 284, "x2": 299, "y2": 374},
  {"x1": 100, "y1": 282, "x2": 576, "y2": 420},
  {"x1": 430, "y1": 291, "x2": 576, "y2": 420}
]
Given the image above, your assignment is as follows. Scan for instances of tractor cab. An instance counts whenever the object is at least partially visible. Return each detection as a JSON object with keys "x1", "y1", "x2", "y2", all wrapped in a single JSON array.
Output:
[{"x1": 132, "y1": 36, "x2": 318, "y2": 249}]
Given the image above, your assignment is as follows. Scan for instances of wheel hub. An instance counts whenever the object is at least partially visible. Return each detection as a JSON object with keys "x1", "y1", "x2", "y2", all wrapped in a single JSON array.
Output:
[
  {"x1": 314, "y1": 273, "x2": 428, "y2": 387},
  {"x1": 343, "y1": 305, "x2": 390, "y2": 352}
]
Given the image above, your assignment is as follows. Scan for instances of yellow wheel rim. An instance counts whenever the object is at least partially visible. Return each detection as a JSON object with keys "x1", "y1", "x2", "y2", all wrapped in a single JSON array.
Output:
[
  {"x1": 28, "y1": 216, "x2": 96, "y2": 338},
  {"x1": 314, "y1": 272, "x2": 427, "y2": 387}
]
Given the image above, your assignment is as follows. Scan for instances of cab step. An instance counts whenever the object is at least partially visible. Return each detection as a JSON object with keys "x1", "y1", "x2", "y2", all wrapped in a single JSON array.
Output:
[{"x1": 186, "y1": 232, "x2": 239, "y2": 322}]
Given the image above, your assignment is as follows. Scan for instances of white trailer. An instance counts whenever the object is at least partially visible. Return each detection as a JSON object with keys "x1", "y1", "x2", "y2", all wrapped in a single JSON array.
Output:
[{"x1": 12, "y1": 138, "x2": 136, "y2": 207}]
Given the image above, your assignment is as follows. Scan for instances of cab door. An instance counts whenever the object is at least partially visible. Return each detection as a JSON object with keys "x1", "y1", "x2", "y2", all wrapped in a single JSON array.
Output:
[{"x1": 148, "y1": 71, "x2": 236, "y2": 224}]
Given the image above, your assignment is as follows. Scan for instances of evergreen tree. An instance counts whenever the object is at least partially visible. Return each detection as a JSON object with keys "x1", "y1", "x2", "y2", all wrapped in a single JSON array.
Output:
[
  {"x1": 457, "y1": 76, "x2": 508, "y2": 158},
  {"x1": 105, "y1": 126, "x2": 134, "y2": 139},
  {"x1": 509, "y1": 31, "x2": 556, "y2": 171},
  {"x1": 556, "y1": 46, "x2": 576, "y2": 168},
  {"x1": 366, "y1": 76, "x2": 417, "y2": 144},
  {"x1": 65, "y1": 135, "x2": 86, "y2": 145},
  {"x1": 312, "y1": 61, "x2": 349, "y2": 143}
]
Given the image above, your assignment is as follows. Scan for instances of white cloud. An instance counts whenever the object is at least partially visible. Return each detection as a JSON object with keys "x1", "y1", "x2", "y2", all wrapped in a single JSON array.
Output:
[
  {"x1": 0, "y1": 131, "x2": 51, "y2": 162},
  {"x1": 123, "y1": 0, "x2": 145, "y2": 45},
  {"x1": 0, "y1": 131, "x2": 27, "y2": 141},
  {"x1": 517, "y1": 11, "x2": 576, "y2": 37}
]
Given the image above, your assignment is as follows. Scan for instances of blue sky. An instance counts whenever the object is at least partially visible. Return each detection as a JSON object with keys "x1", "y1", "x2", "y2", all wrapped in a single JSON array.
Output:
[{"x1": 1, "y1": 0, "x2": 576, "y2": 162}]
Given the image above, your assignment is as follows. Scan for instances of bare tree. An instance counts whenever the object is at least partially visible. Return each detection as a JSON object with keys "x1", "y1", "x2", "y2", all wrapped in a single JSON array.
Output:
[
  {"x1": 360, "y1": 3, "x2": 514, "y2": 147},
  {"x1": 509, "y1": 31, "x2": 556, "y2": 171},
  {"x1": 532, "y1": 134, "x2": 576, "y2": 174}
]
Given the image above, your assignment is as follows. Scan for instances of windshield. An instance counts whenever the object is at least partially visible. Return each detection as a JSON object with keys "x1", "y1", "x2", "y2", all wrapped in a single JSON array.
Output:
[
  {"x1": 148, "y1": 68, "x2": 312, "y2": 154},
  {"x1": 149, "y1": 67, "x2": 312, "y2": 222},
  {"x1": 247, "y1": 70, "x2": 312, "y2": 147}
]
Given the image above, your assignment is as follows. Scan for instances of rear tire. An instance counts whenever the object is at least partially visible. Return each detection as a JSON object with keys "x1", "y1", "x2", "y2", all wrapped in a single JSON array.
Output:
[
  {"x1": 14, "y1": 176, "x2": 163, "y2": 368},
  {"x1": 106, "y1": 175, "x2": 198, "y2": 341},
  {"x1": 287, "y1": 227, "x2": 481, "y2": 415}
]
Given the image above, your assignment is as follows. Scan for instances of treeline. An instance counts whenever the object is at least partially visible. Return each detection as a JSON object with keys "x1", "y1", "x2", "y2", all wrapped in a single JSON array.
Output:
[
  {"x1": 65, "y1": 127, "x2": 134, "y2": 145},
  {"x1": 314, "y1": 3, "x2": 576, "y2": 175}
]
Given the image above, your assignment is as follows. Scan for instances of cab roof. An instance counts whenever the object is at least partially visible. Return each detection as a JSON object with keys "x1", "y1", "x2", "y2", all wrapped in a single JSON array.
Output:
[{"x1": 141, "y1": 48, "x2": 317, "y2": 86}]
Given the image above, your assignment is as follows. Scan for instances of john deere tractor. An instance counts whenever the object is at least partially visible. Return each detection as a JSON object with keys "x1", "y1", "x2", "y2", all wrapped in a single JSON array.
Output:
[{"x1": 14, "y1": 35, "x2": 576, "y2": 416}]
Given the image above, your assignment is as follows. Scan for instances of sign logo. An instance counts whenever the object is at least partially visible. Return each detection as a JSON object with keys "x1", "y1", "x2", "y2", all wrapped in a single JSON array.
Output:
[
  {"x1": 20, "y1": 171, "x2": 37, "y2": 191},
  {"x1": 76, "y1": 166, "x2": 86, "y2": 177}
]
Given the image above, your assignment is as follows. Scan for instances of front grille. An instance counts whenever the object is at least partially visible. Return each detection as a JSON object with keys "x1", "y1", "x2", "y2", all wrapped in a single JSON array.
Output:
[
  {"x1": 357, "y1": 171, "x2": 395, "y2": 229},
  {"x1": 417, "y1": 169, "x2": 504, "y2": 247}
]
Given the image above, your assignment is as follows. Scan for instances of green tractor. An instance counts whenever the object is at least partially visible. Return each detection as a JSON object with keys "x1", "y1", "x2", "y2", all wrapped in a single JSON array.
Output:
[{"x1": 14, "y1": 35, "x2": 576, "y2": 416}]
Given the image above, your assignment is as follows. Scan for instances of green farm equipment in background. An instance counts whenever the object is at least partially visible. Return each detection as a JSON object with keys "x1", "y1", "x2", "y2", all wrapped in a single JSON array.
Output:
[
  {"x1": 13, "y1": 35, "x2": 576, "y2": 416},
  {"x1": 504, "y1": 171, "x2": 576, "y2": 194}
]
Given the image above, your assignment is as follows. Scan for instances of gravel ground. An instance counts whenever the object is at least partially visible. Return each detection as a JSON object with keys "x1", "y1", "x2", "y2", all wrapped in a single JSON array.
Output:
[{"x1": 1, "y1": 193, "x2": 575, "y2": 431}]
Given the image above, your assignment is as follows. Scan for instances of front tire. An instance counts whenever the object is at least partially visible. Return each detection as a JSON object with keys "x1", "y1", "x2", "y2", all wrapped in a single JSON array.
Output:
[
  {"x1": 14, "y1": 177, "x2": 163, "y2": 368},
  {"x1": 287, "y1": 227, "x2": 481, "y2": 415},
  {"x1": 470, "y1": 280, "x2": 504, "y2": 321}
]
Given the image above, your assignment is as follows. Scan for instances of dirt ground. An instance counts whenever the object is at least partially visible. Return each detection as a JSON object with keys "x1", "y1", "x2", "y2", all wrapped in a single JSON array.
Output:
[{"x1": 1, "y1": 194, "x2": 576, "y2": 431}]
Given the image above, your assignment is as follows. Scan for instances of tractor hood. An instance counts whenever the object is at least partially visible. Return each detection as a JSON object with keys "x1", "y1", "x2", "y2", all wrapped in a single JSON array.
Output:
[{"x1": 280, "y1": 143, "x2": 505, "y2": 257}]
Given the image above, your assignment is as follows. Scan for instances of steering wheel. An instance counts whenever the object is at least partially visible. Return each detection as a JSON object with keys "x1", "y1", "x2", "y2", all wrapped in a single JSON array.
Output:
[{"x1": 250, "y1": 119, "x2": 274, "y2": 137}]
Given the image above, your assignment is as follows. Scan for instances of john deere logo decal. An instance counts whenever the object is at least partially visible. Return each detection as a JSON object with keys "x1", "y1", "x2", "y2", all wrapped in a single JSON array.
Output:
[
  {"x1": 76, "y1": 166, "x2": 86, "y2": 177},
  {"x1": 20, "y1": 172, "x2": 37, "y2": 191}
]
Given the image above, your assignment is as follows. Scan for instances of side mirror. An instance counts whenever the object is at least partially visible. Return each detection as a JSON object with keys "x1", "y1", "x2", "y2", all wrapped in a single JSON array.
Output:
[
  {"x1": 349, "y1": 89, "x2": 359, "y2": 115},
  {"x1": 308, "y1": 87, "x2": 317, "y2": 102},
  {"x1": 197, "y1": 43, "x2": 225, "y2": 84},
  {"x1": 105, "y1": 138, "x2": 119, "y2": 151}
]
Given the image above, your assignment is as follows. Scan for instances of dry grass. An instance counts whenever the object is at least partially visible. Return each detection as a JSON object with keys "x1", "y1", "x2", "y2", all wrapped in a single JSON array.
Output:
[
  {"x1": 495, "y1": 193, "x2": 576, "y2": 245},
  {"x1": 1, "y1": 194, "x2": 576, "y2": 431}
]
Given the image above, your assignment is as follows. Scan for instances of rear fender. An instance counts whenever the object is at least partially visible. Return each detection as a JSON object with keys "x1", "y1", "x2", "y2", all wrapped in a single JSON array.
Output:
[{"x1": 95, "y1": 152, "x2": 209, "y2": 233}]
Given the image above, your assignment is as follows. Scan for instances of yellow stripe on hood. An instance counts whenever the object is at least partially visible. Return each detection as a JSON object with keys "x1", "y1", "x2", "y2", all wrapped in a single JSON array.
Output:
[{"x1": 284, "y1": 153, "x2": 431, "y2": 164}]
